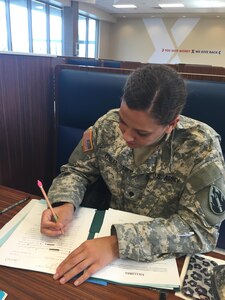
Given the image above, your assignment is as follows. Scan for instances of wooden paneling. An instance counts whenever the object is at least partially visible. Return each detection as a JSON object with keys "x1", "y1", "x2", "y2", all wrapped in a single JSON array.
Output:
[
  {"x1": 0, "y1": 53, "x2": 64, "y2": 195},
  {"x1": 176, "y1": 63, "x2": 225, "y2": 81}
]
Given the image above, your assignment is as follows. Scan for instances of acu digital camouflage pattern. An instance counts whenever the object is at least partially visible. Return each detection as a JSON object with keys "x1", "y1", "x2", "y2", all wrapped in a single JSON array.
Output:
[{"x1": 48, "y1": 109, "x2": 225, "y2": 263}]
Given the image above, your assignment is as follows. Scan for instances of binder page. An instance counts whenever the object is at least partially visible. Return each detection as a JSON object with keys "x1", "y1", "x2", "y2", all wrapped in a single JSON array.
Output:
[
  {"x1": 96, "y1": 208, "x2": 152, "y2": 237},
  {"x1": 93, "y1": 256, "x2": 180, "y2": 289},
  {"x1": 0, "y1": 199, "x2": 39, "y2": 246},
  {"x1": 93, "y1": 208, "x2": 180, "y2": 289},
  {"x1": 0, "y1": 202, "x2": 95, "y2": 274}
]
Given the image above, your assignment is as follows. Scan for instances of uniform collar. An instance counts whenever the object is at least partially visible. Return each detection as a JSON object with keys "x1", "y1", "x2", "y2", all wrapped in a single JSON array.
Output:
[{"x1": 106, "y1": 135, "x2": 162, "y2": 173}]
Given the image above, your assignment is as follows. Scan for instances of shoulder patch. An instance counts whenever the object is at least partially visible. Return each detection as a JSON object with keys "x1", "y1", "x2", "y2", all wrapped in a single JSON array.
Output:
[
  {"x1": 82, "y1": 129, "x2": 94, "y2": 152},
  {"x1": 187, "y1": 163, "x2": 223, "y2": 194},
  {"x1": 209, "y1": 185, "x2": 225, "y2": 215}
]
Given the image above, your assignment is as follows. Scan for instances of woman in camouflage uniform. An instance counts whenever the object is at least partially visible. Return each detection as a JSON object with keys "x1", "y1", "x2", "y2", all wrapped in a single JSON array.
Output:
[{"x1": 41, "y1": 64, "x2": 225, "y2": 286}]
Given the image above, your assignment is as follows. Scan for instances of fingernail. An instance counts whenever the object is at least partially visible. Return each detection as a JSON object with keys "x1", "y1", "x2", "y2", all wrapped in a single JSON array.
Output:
[
  {"x1": 74, "y1": 280, "x2": 79, "y2": 286},
  {"x1": 53, "y1": 272, "x2": 59, "y2": 280},
  {"x1": 60, "y1": 277, "x2": 66, "y2": 284}
]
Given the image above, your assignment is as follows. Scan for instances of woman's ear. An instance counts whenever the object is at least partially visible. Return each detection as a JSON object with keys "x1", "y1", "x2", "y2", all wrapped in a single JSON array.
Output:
[{"x1": 165, "y1": 116, "x2": 180, "y2": 134}]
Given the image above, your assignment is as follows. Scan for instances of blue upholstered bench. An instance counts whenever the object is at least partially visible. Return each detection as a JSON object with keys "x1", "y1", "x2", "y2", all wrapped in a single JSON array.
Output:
[
  {"x1": 54, "y1": 65, "x2": 225, "y2": 249},
  {"x1": 67, "y1": 58, "x2": 102, "y2": 67}
]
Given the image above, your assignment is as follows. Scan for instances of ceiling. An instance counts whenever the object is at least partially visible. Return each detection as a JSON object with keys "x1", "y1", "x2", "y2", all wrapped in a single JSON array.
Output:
[{"x1": 78, "y1": 0, "x2": 225, "y2": 18}]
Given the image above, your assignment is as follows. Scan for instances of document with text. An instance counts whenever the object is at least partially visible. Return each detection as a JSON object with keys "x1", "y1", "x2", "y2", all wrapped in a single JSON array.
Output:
[
  {"x1": 0, "y1": 202, "x2": 180, "y2": 289},
  {"x1": 0, "y1": 202, "x2": 95, "y2": 274},
  {"x1": 93, "y1": 208, "x2": 180, "y2": 289}
]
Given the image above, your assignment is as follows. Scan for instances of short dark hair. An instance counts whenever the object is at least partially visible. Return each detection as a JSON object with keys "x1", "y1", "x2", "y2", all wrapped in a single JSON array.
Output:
[{"x1": 122, "y1": 64, "x2": 187, "y2": 125}]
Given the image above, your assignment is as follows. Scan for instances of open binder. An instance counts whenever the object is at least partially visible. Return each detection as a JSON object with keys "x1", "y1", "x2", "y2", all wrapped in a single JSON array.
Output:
[{"x1": 0, "y1": 200, "x2": 180, "y2": 290}]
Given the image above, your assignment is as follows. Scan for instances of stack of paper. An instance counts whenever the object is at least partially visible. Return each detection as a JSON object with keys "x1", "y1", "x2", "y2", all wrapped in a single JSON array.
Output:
[{"x1": 0, "y1": 200, "x2": 180, "y2": 290}]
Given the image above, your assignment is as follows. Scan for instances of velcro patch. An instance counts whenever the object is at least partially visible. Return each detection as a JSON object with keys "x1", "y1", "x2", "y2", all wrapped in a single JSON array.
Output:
[
  {"x1": 82, "y1": 129, "x2": 94, "y2": 152},
  {"x1": 209, "y1": 185, "x2": 225, "y2": 215}
]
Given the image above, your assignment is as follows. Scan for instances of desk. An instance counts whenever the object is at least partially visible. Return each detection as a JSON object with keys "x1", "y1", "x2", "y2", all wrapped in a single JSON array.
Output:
[{"x1": 0, "y1": 185, "x2": 224, "y2": 300}]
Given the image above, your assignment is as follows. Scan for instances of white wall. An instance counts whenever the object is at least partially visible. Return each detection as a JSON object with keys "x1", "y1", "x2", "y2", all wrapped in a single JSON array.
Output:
[
  {"x1": 99, "y1": 17, "x2": 225, "y2": 67},
  {"x1": 99, "y1": 21, "x2": 112, "y2": 59}
]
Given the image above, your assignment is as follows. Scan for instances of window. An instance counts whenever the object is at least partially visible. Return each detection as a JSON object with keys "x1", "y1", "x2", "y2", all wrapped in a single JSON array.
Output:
[
  {"x1": 49, "y1": 5, "x2": 62, "y2": 55},
  {"x1": 78, "y1": 15, "x2": 86, "y2": 57},
  {"x1": 78, "y1": 14, "x2": 98, "y2": 58},
  {"x1": 31, "y1": 1, "x2": 47, "y2": 54},
  {"x1": 10, "y1": 0, "x2": 29, "y2": 52},
  {"x1": 0, "y1": 0, "x2": 8, "y2": 51},
  {"x1": 0, "y1": 0, "x2": 62, "y2": 55},
  {"x1": 88, "y1": 18, "x2": 97, "y2": 58}
]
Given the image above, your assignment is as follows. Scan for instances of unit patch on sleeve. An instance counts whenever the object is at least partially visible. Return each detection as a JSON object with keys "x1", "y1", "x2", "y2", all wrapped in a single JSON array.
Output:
[
  {"x1": 209, "y1": 185, "x2": 225, "y2": 215},
  {"x1": 82, "y1": 128, "x2": 94, "y2": 152}
]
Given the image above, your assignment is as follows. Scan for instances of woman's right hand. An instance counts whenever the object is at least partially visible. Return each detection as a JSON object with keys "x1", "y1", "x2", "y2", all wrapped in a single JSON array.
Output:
[{"x1": 40, "y1": 203, "x2": 74, "y2": 236}]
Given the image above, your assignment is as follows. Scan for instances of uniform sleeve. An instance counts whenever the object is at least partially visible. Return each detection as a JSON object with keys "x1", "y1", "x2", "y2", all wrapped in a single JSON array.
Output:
[
  {"x1": 113, "y1": 159, "x2": 225, "y2": 262},
  {"x1": 48, "y1": 127, "x2": 100, "y2": 208}
]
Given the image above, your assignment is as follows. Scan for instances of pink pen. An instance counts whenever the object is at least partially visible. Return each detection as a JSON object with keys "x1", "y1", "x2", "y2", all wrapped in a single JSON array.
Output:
[{"x1": 37, "y1": 180, "x2": 58, "y2": 223}]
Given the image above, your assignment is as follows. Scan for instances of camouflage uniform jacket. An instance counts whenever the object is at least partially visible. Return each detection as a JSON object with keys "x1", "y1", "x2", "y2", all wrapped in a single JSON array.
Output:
[{"x1": 48, "y1": 109, "x2": 225, "y2": 262}]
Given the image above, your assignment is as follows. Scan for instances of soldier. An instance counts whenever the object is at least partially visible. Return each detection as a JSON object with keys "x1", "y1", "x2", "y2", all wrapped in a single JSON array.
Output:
[{"x1": 41, "y1": 64, "x2": 225, "y2": 286}]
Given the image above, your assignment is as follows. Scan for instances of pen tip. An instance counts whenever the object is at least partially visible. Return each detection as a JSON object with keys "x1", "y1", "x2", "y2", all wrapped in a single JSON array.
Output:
[{"x1": 37, "y1": 180, "x2": 42, "y2": 187}]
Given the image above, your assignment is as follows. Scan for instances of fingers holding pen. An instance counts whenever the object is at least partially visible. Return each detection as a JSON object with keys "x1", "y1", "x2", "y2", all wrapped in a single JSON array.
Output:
[
  {"x1": 40, "y1": 209, "x2": 64, "y2": 236},
  {"x1": 40, "y1": 203, "x2": 74, "y2": 236}
]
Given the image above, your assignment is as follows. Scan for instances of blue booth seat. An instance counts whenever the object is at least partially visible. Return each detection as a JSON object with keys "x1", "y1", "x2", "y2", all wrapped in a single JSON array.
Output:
[
  {"x1": 183, "y1": 80, "x2": 225, "y2": 154},
  {"x1": 67, "y1": 58, "x2": 102, "y2": 67},
  {"x1": 103, "y1": 60, "x2": 121, "y2": 68},
  {"x1": 55, "y1": 68, "x2": 128, "y2": 171}
]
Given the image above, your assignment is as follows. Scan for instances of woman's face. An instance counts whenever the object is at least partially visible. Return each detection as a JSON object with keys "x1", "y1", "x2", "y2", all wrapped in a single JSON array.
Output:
[{"x1": 119, "y1": 101, "x2": 174, "y2": 148}]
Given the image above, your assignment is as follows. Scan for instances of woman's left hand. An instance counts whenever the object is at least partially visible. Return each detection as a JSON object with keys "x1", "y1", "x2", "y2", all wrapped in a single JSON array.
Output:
[{"x1": 53, "y1": 235, "x2": 119, "y2": 286}]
